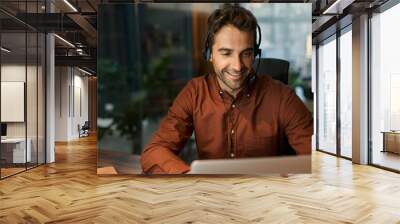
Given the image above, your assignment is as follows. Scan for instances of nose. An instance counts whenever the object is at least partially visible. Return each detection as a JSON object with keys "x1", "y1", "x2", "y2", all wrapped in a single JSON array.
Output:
[{"x1": 231, "y1": 54, "x2": 244, "y2": 73}]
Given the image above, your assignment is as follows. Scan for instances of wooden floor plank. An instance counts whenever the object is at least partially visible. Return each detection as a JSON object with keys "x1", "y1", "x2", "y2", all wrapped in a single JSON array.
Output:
[{"x1": 0, "y1": 135, "x2": 399, "y2": 223}]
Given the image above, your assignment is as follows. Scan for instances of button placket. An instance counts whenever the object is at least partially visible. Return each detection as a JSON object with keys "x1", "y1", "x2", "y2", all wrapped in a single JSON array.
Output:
[
  {"x1": 222, "y1": 94, "x2": 240, "y2": 159},
  {"x1": 231, "y1": 101, "x2": 240, "y2": 158},
  {"x1": 230, "y1": 128, "x2": 235, "y2": 158},
  {"x1": 229, "y1": 101, "x2": 240, "y2": 159}
]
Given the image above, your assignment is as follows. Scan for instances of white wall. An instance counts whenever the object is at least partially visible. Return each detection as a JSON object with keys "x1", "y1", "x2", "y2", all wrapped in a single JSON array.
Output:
[
  {"x1": 55, "y1": 67, "x2": 69, "y2": 141},
  {"x1": 55, "y1": 67, "x2": 89, "y2": 141}
]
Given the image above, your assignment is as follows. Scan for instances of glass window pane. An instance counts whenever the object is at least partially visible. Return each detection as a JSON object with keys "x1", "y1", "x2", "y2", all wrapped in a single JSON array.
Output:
[
  {"x1": 371, "y1": 4, "x2": 400, "y2": 171},
  {"x1": 26, "y1": 0, "x2": 39, "y2": 169},
  {"x1": 0, "y1": 0, "x2": 46, "y2": 179},
  {"x1": 1, "y1": 31, "x2": 27, "y2": 177},
  {"x1": 317, "y1": 36, "x2": 337, "y2": 154},
  {"x1": 243, "y1": 3, "x2": 313, "y2": 110},
  {"x1": 339, "y1": 29, "x2": 352, "y2": 158},
  {"x1": 27, "y1": 31, "x2": 38, "y2": 169},
  {"x1": 38, "y1": 32, "x2": 45, "y2": 165}
]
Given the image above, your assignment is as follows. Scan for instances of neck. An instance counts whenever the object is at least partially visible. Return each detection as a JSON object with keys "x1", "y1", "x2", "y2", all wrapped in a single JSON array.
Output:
[
  {"x1": 215, "y1": 72, "x2": 255, "y2": 98},
  {"x1": 216, "y1": 76, "x2": 242, "y2": 98}
]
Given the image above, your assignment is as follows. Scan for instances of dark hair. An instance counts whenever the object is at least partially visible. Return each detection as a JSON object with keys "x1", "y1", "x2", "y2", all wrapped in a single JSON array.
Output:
[{"x1": 207, "y1": 4, "x2": 258, "y2": 48}]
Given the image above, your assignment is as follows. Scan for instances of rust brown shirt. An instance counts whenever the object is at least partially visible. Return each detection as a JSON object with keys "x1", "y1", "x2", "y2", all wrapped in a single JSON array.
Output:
[{"x1": 140, "y1": 73, "x2": 313, "y2": 174}]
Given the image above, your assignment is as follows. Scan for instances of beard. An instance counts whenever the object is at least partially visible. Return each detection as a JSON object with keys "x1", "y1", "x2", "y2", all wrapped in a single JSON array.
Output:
[{"x1": 216, "y1": 67, "x2": 250, "y2": 92}]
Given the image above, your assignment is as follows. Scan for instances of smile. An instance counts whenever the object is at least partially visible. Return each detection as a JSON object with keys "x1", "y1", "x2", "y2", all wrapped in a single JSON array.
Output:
[{"x1": 225, "y1": 71, "x2": 243, "y2": 81}]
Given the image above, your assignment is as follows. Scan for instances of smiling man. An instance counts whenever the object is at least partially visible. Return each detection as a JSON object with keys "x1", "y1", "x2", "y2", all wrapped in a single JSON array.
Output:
[{"x1": 140, "y1": 4, "x2": 313, "y2": 174}]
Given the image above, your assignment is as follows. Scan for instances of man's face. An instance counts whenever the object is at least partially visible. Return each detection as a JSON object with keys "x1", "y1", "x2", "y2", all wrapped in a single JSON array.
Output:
[{"x1": 210, "y1": 24, "x2": 255, "y2": 93}]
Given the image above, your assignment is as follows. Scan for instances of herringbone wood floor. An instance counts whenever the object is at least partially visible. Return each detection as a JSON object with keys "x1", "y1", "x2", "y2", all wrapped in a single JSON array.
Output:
[{"x1": 1, "y1": 135, "x2": 400, "y2": 224}]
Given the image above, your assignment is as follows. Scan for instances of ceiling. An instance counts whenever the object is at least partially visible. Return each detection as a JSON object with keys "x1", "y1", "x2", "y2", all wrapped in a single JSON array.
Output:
[{"x1": 311, "y1": 0, "x2": 390, "y2": 43}]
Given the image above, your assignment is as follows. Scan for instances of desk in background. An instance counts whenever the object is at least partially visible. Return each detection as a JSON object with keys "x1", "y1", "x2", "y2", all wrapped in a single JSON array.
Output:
[
  {"x1": 381, "y1": 131, "x2": 400, "y2": 154},
  {"x1": 1, "y1": 138, "x2": 32, "y2": 163}
]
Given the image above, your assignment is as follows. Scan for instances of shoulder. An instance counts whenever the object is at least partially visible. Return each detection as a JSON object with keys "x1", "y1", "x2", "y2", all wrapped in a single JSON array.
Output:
[
  {"x1": 178, "y1": 76, "x2": 203, "y2": 92},
  {"x1": 175, "y1": 75, "x2": 209, "y2": 101},
  {"x1": 256, "y1": 75, "x2": 294, "y2": 98},
  {"x1": 189, "y1": 75, "x2": 209, "y2": 86},
  {"x1": 183, "y1": 75, "x2": 211, "y2": 92}
]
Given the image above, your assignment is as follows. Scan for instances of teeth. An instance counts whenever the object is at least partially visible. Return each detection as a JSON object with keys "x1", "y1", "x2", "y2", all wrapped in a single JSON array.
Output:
[{"x1": 227, "y1": 72, "x2": 240, "y2": 77}]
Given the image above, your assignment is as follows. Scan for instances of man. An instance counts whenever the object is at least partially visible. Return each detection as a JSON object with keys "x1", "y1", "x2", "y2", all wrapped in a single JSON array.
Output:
[{"x1": 140, "y1": 4, "x2": 313, "y2": 174}]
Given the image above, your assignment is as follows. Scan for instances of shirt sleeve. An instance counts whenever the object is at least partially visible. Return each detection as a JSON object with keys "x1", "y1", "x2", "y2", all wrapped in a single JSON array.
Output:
[
  {"x1": 140, "y1": 80, "x2": 195, "y2": 174},
  {"x1": 280, "y1": 87, "x2": 313, "y2": 155}
]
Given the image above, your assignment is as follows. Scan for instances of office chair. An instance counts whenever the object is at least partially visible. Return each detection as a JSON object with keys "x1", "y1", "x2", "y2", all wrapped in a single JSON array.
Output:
[
  {"x1": 79, "y1": 121, "x2": 90, "y2": 138},
  {"x1": 255, "y1": 58, "x2": 289, "y2": 84}
]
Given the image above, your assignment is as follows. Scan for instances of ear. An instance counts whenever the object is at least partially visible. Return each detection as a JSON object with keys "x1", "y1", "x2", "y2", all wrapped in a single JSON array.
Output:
[{"x1": 209, "y1": 53, "x2": 213, "y2": 62}]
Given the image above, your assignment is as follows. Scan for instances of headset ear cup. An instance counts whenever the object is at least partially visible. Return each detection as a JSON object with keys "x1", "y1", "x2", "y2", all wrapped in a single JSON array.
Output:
[
  {"x1": 253, "y1": 49, "x2": 261, "y2": 59},
  {"x1": 256, "y1": 49, "x2": 261, "y2": 57},
  {"x1": 203, "y1": 35, "x2": 211, "y2": 61},
  {"x1": 202, "y1": 48, "x2": 208, "y2": 61}
]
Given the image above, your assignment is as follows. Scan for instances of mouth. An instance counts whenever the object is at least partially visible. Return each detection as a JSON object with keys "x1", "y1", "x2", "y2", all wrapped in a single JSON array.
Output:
[{"x1": 225, "y1": 71, "x2": 244, "y2": 81}]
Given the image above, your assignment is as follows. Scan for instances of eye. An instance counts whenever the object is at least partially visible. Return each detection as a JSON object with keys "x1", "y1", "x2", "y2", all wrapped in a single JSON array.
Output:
[
  {"x1": 221, "y1": 52, "x2": 231, "y2": 56},
  {"x1": 242, "y1": 51, "x2": 253, "y2": 57}
]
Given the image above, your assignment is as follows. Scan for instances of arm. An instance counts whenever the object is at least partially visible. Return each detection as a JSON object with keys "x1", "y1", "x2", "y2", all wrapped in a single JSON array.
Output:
[
  {"x1": 280, "y1": 88, "x2": 313, "y2": 155},
  {"x1": 140, "y1": 81, "x2": 195, "y2": 174}
]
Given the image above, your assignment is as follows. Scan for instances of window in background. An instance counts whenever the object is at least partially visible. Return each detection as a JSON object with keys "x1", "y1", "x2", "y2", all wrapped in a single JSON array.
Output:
[
  {"x1": 339, "y1": 27, "x2": 352, "y2": 158},
  {"x1": 371, "y1": 3, "x2": 400, "y2": 171},
  {"x1": 97, "y1": 3, "x2": 195, "y2": 174},
  {"x1": 312, "y1": 45, "x2": 317, "y2": 151},
  {"x1": 243, "y1": 3, "x2": 313, "y2": 111},
  {"x1": 317, "y1": 35, "x2": 337, "y2": 155}
]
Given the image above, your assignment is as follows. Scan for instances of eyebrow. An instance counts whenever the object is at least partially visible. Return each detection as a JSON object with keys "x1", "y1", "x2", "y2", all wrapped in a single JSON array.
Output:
[{"x1": 217, "y1": 47, "x2": 254, "y2": 53}]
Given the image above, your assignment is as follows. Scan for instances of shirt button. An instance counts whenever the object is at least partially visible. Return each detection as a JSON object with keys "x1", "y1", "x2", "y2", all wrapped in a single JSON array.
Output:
[
  {"x1": 231, "y1": 129, "x2": 235, "y2": 134},
  {"x1": 230, "y1": 153, "x2": 235, "y2": 158},
  {"x1": 231, "y1": 104, "x2": 236, "y2": 108}
]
